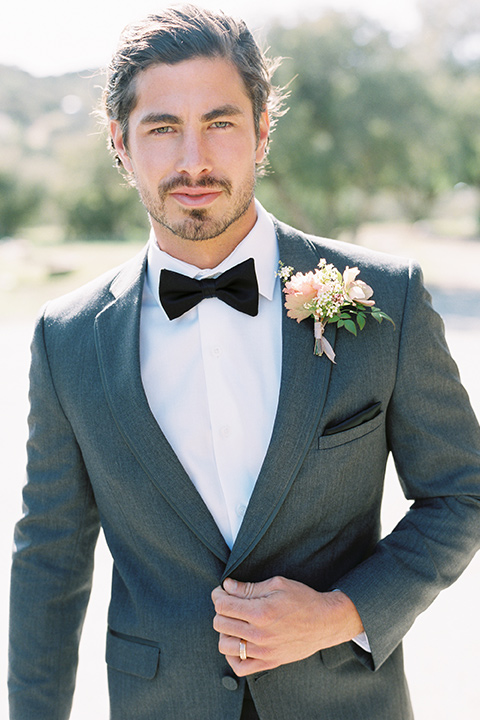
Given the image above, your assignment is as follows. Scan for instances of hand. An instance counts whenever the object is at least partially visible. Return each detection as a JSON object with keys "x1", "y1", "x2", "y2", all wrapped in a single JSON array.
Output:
[{"x1": 211, "y1": 576, "x2": 363, "y2": 676}]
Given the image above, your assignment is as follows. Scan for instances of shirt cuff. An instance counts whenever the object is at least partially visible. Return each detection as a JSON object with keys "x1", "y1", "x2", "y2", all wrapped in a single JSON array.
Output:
[{"x1": 352, "y1": 631, "x2": 371, "y2": 653}]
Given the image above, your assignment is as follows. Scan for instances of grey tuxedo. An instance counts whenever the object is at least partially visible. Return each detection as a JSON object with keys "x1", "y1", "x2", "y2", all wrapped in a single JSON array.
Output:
[{"x1": 9, "y1": 219, "x2": 480, "y2": 719}]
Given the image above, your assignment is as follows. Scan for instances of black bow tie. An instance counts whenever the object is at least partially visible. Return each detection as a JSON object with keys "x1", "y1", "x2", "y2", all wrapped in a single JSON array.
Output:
[{"x1": 159, "y1": 258, "x2": 259, "y2": 321}]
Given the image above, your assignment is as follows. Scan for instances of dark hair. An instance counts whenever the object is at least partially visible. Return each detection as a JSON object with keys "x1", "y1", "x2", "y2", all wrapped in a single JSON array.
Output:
[{"x1": 102, "y1": 5, "x2": 286, "y2": 172}]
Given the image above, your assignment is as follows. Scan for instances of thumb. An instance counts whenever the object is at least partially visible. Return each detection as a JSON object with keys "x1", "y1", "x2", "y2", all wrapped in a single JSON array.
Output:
[{"x1": 223, "y1": 577, "x2": 273, "y2": 599}]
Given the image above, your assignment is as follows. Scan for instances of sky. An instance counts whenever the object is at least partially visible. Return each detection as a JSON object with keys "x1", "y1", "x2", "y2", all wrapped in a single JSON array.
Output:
[{"x1": 0, "y1": 0, "x2": 421, "y2": 77}]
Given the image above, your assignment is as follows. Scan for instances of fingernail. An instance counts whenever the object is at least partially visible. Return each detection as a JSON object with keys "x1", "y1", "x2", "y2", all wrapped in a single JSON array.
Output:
[{"x1": 224, "y1": 577, "x2": 237, "y2": 592}]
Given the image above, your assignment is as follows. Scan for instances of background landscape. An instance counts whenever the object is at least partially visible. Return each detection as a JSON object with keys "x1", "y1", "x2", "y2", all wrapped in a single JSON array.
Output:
[
  {"x1": 2, "y1": 2, "x2": 480, "y2": 247},
  {"x1": 1, "y1": 1, "x2": 480, "y2": 717}
]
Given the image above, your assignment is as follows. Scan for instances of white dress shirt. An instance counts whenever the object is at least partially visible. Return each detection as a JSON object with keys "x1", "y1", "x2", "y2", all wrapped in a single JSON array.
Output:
[{"x1": 140, "y1": 201, "x2": 282, "y2": 549}]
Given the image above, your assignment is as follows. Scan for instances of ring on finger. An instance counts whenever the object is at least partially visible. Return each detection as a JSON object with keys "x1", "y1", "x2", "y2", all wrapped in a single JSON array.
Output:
[{"x1": 239, "y1": 639, "x2": 247, "y2": 661}]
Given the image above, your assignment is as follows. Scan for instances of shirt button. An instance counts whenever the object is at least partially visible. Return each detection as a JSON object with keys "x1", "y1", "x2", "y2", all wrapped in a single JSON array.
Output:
[
  {"x1": 222, "y1": 675, "x2": 239, "y2": 691},
  {"x1": 220, "y1": 425, "x2": 230, "y2": 438},
  {"x1": 212, "y1": 345, "x2": 222, "y2": 357},
  {"x1": 236, "y1": 504, "x2": 247, "y2": 518}
]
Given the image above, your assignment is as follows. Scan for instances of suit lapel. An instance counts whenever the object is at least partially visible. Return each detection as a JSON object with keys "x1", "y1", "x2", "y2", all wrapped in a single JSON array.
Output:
[
  {"x1": 225, "y1": 221, "x2": 336, "y2": 577},
  {"x1": 94, "y1": 248, "x2": 229, "y2": 564},
  {"x1": 94, "y1": 221, "x2": 335, "y2": 573}
]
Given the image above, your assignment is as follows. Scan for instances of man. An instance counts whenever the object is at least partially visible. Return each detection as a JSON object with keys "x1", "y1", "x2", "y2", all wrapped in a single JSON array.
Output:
[{"x1": 8, "y1": 6, "x2": 480, "y2": 720}]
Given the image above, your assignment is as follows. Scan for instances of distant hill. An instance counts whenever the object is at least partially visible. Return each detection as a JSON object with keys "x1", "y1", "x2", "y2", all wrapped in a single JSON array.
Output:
[
  {"x1": 0, "y1": 65, "x2": 149, "y2": 239},
  {"x1": 0, "y1": 64, "x2": 104, "y2": 128},
  {"x1": 0, "y1": 64, "x2": 107, "y2": 183}
]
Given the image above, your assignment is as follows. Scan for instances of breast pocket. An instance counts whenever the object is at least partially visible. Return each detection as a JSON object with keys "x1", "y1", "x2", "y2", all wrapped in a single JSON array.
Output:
[
  {"x1": 317, "y1": 410, "x2": 385, "y2": 450},
  {"x1": 106, "y1": 628, "x2": 160, "y2": 679}
]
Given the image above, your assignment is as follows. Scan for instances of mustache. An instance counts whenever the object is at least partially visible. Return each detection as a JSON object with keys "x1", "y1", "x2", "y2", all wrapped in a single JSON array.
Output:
[{"x1": 159, "y1": 176, "x2": 232, "y2": 195}]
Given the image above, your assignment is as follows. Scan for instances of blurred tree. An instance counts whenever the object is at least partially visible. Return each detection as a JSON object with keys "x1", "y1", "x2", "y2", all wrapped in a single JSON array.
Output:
[
  {"x1": 415, "y1": 0, "x2": 480, "y2": 231},
  {"x1": 61, "y1": 144, "x2": 149, "y2": 240},
  {"x1": 0, "y1": 171, "x2": 43, "y2": 238},
  {"x1": 259, "y1": 12, "x2": 458, "y2": 236},
  {"x1": 2, "y1": 4, "x2": 480, "y2": 240},
  {"x1": 416, "y1": 0, "x2": 480, "y2": 70}
]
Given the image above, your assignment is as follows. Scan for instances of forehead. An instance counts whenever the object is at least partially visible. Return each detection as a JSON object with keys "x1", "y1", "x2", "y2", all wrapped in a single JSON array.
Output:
[{"x1": 130, "y1": 56, "x2": 253, "y2": 119}]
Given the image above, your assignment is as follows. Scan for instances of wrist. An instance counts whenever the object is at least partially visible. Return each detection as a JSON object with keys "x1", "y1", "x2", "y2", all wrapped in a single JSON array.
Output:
[{"x1": 326, "y1": 590, "x2": 365, "y2": 645}]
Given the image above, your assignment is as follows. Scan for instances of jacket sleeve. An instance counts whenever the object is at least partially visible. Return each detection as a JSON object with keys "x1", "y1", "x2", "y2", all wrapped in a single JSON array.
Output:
[
  {"x1": 336, "y1": 261, "x2": 480, "y2": 670},
  {"x1": 8, "y1": 311, "x2": 101, "y2": 720}
]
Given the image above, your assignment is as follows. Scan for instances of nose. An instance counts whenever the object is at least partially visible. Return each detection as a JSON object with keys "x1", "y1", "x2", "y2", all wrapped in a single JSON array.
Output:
[{"x1": 174, "y1": 129, "x2": 212, "y2": 179}]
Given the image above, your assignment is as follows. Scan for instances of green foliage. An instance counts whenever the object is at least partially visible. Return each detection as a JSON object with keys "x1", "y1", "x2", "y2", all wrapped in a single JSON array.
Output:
[
  {"x1": 1, "y1": 5, "x2": 480, "y2": 240},
  {"x1": 356, "y1": 312, "x2": 366, "y2": 330},
  {"x1": 0, "y1": 171, "x2": 44, "y2": 237},
  {"x1": 260, "y1": 11, "x2": 466, "y2": 234},
  {"x1": 60, "y1": 145, "x2": 149, "y2": 240},
  {"x1": 0, "y1": 66, "x2": 148, "y2": 241}
]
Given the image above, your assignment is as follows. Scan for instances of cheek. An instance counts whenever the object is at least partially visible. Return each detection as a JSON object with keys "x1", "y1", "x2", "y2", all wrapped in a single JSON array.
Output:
[
  {"x1": 131, "y1": 149, "x2": 171, "y2": 183},
  {"x1": 224, "y1": 148, "x2": 258, "y2": 185},
  {"x1": 212, "y1": 132, "x2": 257, "y2": 167}
]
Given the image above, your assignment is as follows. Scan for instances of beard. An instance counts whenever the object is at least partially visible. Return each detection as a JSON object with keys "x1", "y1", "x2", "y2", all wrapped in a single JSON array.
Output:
[{"x1": 135, "y1": 174, "x2": 256, "y2": 242}]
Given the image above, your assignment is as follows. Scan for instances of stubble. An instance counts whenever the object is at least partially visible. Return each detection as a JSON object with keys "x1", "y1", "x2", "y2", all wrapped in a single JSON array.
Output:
[{"x1": 136, "y1": 174, "x2": 256, "y2": 242}]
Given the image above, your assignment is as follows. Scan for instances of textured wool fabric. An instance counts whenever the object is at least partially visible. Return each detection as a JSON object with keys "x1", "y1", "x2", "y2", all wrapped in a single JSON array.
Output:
[{"x1": 9, "y1": 219, "x2": 480, "y2": 720}]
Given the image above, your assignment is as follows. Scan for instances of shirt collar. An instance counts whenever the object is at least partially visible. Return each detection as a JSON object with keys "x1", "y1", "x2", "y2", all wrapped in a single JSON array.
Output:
[{"x1": 145, "y1": 200, "x2": 279, "y2": 305}]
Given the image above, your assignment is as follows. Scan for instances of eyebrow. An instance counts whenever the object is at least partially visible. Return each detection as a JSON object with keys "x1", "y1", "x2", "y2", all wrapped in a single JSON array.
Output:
[
  {"x1": 139, "y1": 104, "x2": 245, "y2": 126},
  {"x1": 202, "y1": 104, "x2": 244, "y2": 122},
  {"x1": 139, "y1": 112, "x2": 180, "y2": 126}
]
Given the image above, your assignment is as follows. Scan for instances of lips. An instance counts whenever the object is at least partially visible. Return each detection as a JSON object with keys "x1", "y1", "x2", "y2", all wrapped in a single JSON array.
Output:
[{"x1": 170, "y1": 189, "x2": 223, "y2": 208}]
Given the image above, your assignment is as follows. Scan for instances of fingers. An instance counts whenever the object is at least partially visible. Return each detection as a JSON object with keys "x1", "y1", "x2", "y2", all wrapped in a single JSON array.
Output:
[
  {"x1": 223, "y1": 576, "x2": 277, "y2": 599},
  {"x1": 218, "y1": 634, "x2": 276, "y2": 677},
  {"x1": 211, "y1": 577, "x2": 276, "y2": 604},
  {"x1": 217, "y1": 633, "x2": 271, "y2": 661},
  {"x1": 222, "y1": 577, "x2": 257, "y2": 598},
  {"x1": 224, "y1": 654, "x2": 268, "y2": 677},
  {"x1": 212, "y1": 576, "x2": 326, "y2": 676},
  {"x1": 211, "y1": 587, "x2": 258, "y2": 624},
  {"x1": 211, "y1": 578, "x2": 364, "y2": 675},
  {"x1": 211, "y1": 576, "x2": 290, "y2": 648},
  {"x1": 211, "y1": 576, "x2": 282, "y2": 624},
  {"x1": 225, "y1": 653, "x2": 271, "y2": 677},
  {"x1": 212, "y1": 610, "x2": 250, "y2": 640},
  {"x1": 211, "y1": 578, "x2": 278, "y2": 674}
]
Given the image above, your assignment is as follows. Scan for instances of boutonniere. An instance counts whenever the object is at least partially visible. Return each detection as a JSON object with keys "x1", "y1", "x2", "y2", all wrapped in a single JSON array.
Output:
[{"x1": 277, "y1": 259, "x2": 394, "y2": 363}]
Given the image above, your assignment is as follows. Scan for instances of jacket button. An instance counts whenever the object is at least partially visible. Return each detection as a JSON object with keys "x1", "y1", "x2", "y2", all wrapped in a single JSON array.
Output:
[{"x1": 222, "y1": 675, "x2": 239, "y2": 691}]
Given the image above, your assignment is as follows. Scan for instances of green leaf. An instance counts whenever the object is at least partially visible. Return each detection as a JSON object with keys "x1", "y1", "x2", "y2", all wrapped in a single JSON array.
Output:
[
  {"x1": 343, "y1": 319, "x2": 357, "y2": 335},
  {"x1": 371, "y1": 308, "x2": 395, "y2": 329},
  {"x1": 357, "y1": 313, "x2": 366, "y2": 330}
]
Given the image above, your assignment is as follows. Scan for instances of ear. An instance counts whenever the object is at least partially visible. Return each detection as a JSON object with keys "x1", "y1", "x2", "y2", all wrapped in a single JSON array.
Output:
[
  {"x1": 255, "y1": 109, "x2": 270, "y2": 164},
  {"x1": 110, "y1": 120, "x2": 134, "y2": 174}
]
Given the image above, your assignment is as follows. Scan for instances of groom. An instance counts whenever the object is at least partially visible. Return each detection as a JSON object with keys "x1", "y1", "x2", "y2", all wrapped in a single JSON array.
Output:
[{"x1": 9, "y1": 6, "x2": 480, "y2": 720}]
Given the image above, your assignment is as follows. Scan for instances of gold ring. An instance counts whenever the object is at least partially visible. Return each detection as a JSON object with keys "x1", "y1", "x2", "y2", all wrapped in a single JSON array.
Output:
[{"x1": 239, "y1": 639, "x2": 247, "y2": 661}]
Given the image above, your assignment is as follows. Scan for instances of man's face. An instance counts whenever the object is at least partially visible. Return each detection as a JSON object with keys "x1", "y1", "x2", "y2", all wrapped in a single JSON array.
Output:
[{"x1": 111, "y1": 56, "x2": 269, "y2": 250}]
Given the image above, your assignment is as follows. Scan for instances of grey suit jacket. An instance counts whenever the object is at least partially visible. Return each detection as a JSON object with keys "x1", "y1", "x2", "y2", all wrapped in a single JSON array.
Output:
[{"x1": 9, "y1": 219, "x2": 480, "y2": 720}]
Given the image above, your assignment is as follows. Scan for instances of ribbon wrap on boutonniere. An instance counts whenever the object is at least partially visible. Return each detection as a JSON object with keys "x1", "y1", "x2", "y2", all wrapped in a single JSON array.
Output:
[{"x1": 277, "y1": 259, "x2": 394, "y2": 363}]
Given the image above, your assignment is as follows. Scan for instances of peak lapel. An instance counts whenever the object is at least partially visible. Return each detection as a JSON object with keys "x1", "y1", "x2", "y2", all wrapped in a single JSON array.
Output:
[
  {"x1": 225, "y1": 221, "x2": 336, "y2": 577},
  {"x1": 94, "y1": 249, "x2": 229, "y2": 564}
]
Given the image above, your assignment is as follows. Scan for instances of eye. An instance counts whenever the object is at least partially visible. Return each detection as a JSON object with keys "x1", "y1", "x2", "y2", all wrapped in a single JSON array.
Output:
[
  {"x1": 152, "y1": 126, "x2": 174, "y2": 135},
  {"x1": 211, "y1": 121, "x2": 232, "y2": 129}
]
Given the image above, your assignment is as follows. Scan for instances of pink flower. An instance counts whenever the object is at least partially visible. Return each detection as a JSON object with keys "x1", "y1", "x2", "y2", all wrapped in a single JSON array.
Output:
[
  {"x1": 284, "y1": 293, "x2": 313, "y2": 321},
  {"x1": 277, "y1": 259, "x2": 394, "y2": 362},
  {"x1": 343, "y1": 266, "x2": 375, "y2": 306},
  {"x1": 283, "y1": 271, "x2": 319, "y2": 321}
]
